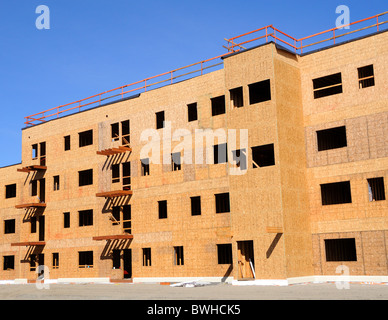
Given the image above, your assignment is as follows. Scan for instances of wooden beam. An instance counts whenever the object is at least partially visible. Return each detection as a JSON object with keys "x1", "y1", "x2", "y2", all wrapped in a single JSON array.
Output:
[
  {"x1": 266, "y1": 227, "x2": 283, "y2": 234},
  {"x1": 11, "y1": 241, "x2": 46, "y2": 247},
  {"x1": 96, "y1": 150, "x2": 111, "y2": 156},
  {"x1": 96, "y1": 145, "x2": 132, "y2": 156},
  {"x1": 118, "y1": 146, "x2": 132, "y2": 152},
  {"x1": 15, "y1": 203, "x2": 47, "y2": 209},
  {"x1": 96, "y1": 190, "x2": 133, "y2": 198},
  {"x1": 97, "y1": 149, "x2": 119, "y2": 156},
  {"x1": 17, "y1": 165, "x2": 47, "y2": 172},
  {"x1": 93, "y1": 235, "x2": 133, "y2": 241}
]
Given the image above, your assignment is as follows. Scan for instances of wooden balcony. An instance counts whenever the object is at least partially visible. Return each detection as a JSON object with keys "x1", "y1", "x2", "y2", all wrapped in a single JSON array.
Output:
[
  {"x1": 11, "y1": 241, "x2": 46, "y2": 247},
  {"x1": 17, "y1": 165, "x2": 47, "y2": 173},
  {"x1": 15, "y1": 203, "x2": 47, "y2": 209},
  {"x1": 93, "y1": 234, "x2": 133, "y2": 241},
  {"x1": 96, "y1": 190, "x2": 133, "y2": 198},
  {"x1": 97, "y1": 146, "x2": 132, "y2": 156}
]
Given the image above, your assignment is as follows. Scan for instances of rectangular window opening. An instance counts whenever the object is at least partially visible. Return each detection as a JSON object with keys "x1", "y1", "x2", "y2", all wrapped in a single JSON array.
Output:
[
  {"x1": 121, "y1": 120, "x2": 130, "y2": 145},
  {"x1": 187, "y1": 103, "x2": 198, "y2": 122},
  {"x1": 64, "y1": 136, "x2": 71, "y2": 151},
  {"x1": 141, "y1": 158, "x2": 150, "y2": 176},
  {"x1": 174, "y1": 246, "x2": 184, "y2": 266},
  {"x1": 252, "y1": 144, "x2": 275, "y2": 168},
  {"x1": 143, "y1": 248, "x2": 152, "y2": 267},
  {"x1": 358, "y1": 65, "x2": 375, "y2": 89},
  {"x1": 217, "y1": 244, "x2": 233, "y2": 264},
  {"x1": 52, "y1": 253, "x2": 59, "y2": 269},
  {"x1": 123, "y1": 205, "x2": 132, "y2": 234},
  {"x1": 321, "y1": 181, "x2": 352, "y2": 206},
  {"x1": 5, "y1": 184, "x2": 16, "y2": 199},
  {"x1": 39, "y1": 142, "x2": 46, "y2": 166},
  {"x1": 190, "y1": 196, "x2": 201, "y2": 216},
  {"x1": 79, "y1": 169, "x2": 93, "y2": 186},
  {"x1": 122, "y1": 162, "x2": 131, "y2": 189},
  {"x1": 313, "y1": 73, "x2": 343, "y2": 99},
  {"x1": 112, "y1": 164, "x2": 120, "y2": 184},
  {"x1": 158, "y1": 200, "x2": 167, "y2": 219},
  {"x1": 39, "y1": 142, "x2": 46, "y2": 157},
  {"x1": 232, "y1": 149, "x2": 247, "y2": 170},
  {"x1": 367, "y1": 177, "x2": 385, "y2": 201},
  {"x1": 230, "y1": 86, "x2": 244, "y2": 108},
  {"x1": 4, "y1": 219, "x2": 15, "y2": 234},
  {"x1": 112, "y1": 250, "x2": 121, "y2": 269},
  {"x1": 79, "y1": 251, "x2": 93, "y2": 268},
  {"x1": 32, "y1": 144, "x2": 38, "y2": 159},
  {"x1": 171, "y1": 152, "x2": 182, "y2": 171},
  {"x1": 31, "y1": 216, "x2": 37, "y2": 233},
  {"x1": 249, "y1": 79, "x2": 271, "y2": 104},
  {"x1": 79, "y1": 130, "x2": 93, "y2": 147},
  {"x1": 29, "y1": 254, "x2": 37, "y2": 271},
  {"x1": 64, "y1": 212, "x2": 70, "y2": 228},
  {"x1": 111, "y1": 123, "x2": 120, "y2": 141},
  {"x1": 31, "y1": 180, "x2": 38, "y2": 197},
  {"x1": 79, "y1": 209, "x2": 93, "y2": 227},
  {"x1": 111, "y1": 206, "x2": 121, "y2": 225},
  {"x1": 215, "y1": 193, "x2": 230, "y2": 213},
  {"x1": 213, "y1": 143, "x2": 228, "y2": 164},
  {"x1": 3, "y1": 256, "x2": 14, "y2": 270},
  {"x1": 317, "y1": 126, "x2": 347, "y2": 151},
  {"x1": 211, "y1": 95, "x2": 226, "y2": 116},
  {"x1": 53, "y1": 175, "x2": 60, "y2": 191},
  {"x1": 325, "y1": 238, "x2": 357, "y2": 262},
  {"x1": 156, "y1": 111, "x2": 165, "y2": 129}
]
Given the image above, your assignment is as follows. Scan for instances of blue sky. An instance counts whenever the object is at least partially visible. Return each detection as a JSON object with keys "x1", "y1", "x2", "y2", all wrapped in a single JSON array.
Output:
[{"x1": 0, "y1": 0, "x2": 386, "y2": 167}]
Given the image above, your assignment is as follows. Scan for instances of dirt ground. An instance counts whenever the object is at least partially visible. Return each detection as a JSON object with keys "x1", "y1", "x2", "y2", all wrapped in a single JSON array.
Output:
[{"x1": 0, "y1": 282, "x2": 386, "y2": 300}]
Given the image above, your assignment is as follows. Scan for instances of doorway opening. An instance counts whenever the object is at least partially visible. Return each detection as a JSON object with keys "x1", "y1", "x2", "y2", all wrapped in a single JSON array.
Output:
[
  {"x1": 123, "y1": 249, "x2": 132, "y2": 279},
  {"x1": 237, "y1": 240, "x2": 255, "y2": 280}
]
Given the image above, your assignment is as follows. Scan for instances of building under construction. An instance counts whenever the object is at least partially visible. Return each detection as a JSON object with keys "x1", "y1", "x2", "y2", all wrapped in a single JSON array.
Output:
[{"x1": 1, "y1": 12, "x2": 388, "y2": 285}]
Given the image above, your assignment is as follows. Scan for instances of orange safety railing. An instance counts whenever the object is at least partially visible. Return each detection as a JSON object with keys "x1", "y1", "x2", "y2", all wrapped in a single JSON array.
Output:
[
  {"x1": 226, "y1": 11, "x2": 388, "y2": 54},
  {"x1": 225, "y1": 25, "x2": 298, "y2": 53},
  {"x1": 25, "y1": 12, "x2": 388, "y2": 127},
  {"x1": 24, "y1": 52, "x2": 232, "y2": 127}
]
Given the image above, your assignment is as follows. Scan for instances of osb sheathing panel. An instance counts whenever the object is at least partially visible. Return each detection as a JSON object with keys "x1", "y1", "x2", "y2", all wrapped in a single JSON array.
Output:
[
  {"x1": 273, "y1": 50, "x2": 313, "y2": 278},
  {"x1": 305, "y1": 113, "x2": 388, "y2": 168},
  {"x1": 223, "y1": 44, "x2": 287, "y2": 279},
  {"x1": 301, "y1": 31, "x2": 388, "y2": 124},
  {"x1": 312, "y1": 231, "x2": 388, "y2": 276}
]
